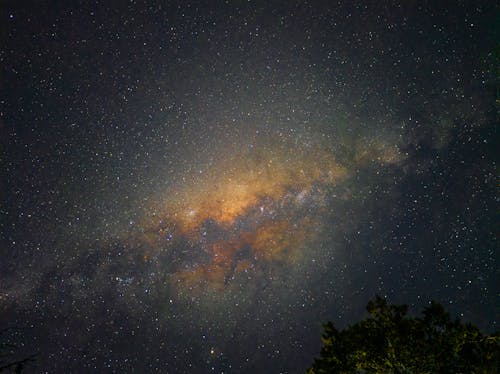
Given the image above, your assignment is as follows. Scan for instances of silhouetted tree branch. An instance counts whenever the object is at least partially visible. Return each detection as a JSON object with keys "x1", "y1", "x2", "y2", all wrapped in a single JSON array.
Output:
[{"x1": 0, "y1": 328, "x2": 37, "y2": 373}]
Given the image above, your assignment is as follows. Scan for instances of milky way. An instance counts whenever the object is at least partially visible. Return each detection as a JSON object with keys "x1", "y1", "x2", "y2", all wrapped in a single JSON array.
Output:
[
  {"x1": 117, "y1": 128, "x2": 404, "y2": 297},
  {"x1": 1, "y1": 2, "x2": 498, "y2": 373}
]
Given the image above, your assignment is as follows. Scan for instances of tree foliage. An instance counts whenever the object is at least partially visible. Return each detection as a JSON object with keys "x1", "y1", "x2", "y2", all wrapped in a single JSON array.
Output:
[{"x1": 308, "y1": 296, "x2": 499, "y2": 373}]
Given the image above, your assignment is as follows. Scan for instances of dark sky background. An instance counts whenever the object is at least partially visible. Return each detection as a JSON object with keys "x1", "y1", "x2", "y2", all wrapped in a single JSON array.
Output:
[{"x1": 1, "y1": 1, "x2": 498, "y2": 373}]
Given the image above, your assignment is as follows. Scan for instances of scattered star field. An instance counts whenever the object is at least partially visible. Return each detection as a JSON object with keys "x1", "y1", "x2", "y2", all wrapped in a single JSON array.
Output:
[{"x1": 1, "y1": 2, "x2": 498, "y2": 373}]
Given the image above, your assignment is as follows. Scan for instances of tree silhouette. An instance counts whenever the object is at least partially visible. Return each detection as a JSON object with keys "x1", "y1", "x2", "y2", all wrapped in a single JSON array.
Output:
[
  {"x1": 308, "y1": 296, "x2": 499, "y2": 373},
  {"x1": 0, "y1": 328, "x2": 36, "y2": 373}
]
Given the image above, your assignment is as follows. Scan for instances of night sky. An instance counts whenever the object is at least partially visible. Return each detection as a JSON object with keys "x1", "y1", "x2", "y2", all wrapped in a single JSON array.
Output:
[{"x1": 1, "y1": 1, "x2": 498, "y2": 373}]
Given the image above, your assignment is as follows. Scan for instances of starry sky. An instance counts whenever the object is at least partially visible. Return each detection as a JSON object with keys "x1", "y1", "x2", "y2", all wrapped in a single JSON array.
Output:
[{"x1": 1, "y1": 1, "x2": 498, "y2": 373}]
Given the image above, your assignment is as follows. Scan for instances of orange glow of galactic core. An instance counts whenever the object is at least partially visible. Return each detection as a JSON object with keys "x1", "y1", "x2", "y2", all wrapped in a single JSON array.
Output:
[{"x1": 130, "y1": 134, "x2": 397, "y2": 292}]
